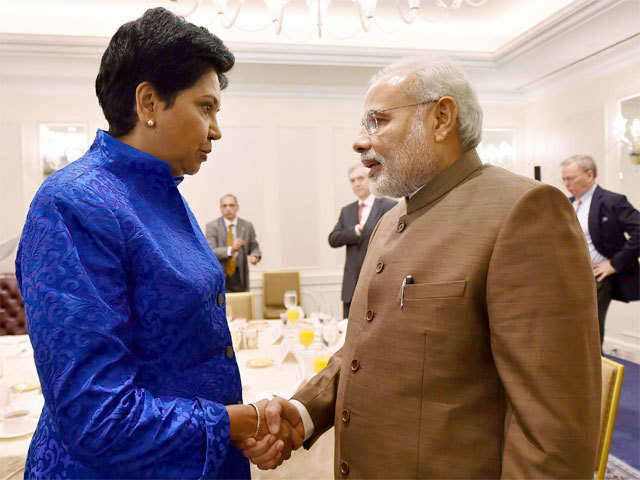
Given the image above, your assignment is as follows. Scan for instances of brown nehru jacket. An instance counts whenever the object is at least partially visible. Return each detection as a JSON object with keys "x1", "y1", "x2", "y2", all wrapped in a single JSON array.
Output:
[{"x1": 293, "y1": 150, "x2": 601, "y2": 479}]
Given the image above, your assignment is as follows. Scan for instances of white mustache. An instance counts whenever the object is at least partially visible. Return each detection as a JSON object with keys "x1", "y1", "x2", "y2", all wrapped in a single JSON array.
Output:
[{"x1": 361, "y1": 153, "x2": 386, "y2": 166}]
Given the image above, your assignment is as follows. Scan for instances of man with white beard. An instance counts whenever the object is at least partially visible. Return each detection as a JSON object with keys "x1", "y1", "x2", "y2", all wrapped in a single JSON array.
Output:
[{"x1": 241, "y1": 57, "x2": 602, "y2": 479}]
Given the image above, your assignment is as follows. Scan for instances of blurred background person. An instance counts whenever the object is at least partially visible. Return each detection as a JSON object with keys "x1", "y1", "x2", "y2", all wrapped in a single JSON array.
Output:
[
  {"x1": 206, "y1": 194, "x2": 262, "y2": 292},
  {"x1": 15, "y1": 8, "x2": 299, "y2": 479},
  {"x1": 329, "y1": 165, "x2": 396, "y2": 318},
  {"x1": 561, "y1": 154, "x2": 640, "y2": 347}
]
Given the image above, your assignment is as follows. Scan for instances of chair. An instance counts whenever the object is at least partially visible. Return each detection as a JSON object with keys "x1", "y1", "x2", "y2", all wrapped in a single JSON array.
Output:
[
  {"x1": 0, "y1": 273, "x2": 27, "y2": 335},
  {"x1": 262, "y1": 271, "x2": 300, "y2": 319},
  {"x1": 595, "y1": 356, "x2": 625, "y2": 480},
  {"x1": 225, "y1": 292, "x2": 255, "y2": 321}
]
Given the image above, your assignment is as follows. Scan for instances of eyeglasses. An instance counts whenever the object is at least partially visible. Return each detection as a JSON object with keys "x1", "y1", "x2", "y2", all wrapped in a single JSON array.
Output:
[{"x1": 360, "y1": 100, "x2": 437, "y2": 135}]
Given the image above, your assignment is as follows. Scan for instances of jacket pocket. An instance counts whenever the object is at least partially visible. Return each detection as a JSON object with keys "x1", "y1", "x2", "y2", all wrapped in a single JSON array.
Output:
[{"x1": 403, "y1": 280, "x2": 466, "y2": 300}]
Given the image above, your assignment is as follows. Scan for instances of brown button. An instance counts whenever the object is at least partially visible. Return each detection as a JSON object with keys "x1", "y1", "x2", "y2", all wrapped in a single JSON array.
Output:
[
  {"x1": 375, "y1": 261, "x2": 384, "y2": 273},
  {"x1": 365, "y1": 310, "x2": 375, "y2": 322},
  {"x1": 225, "y1": 346, "x2": 234, "y2": 359},
  {"x1": 396, "y1": 221, "x2": 406, "y2": 232},
  {"x1": 351, "y1": 359, "x2": 360, "y2": 372},
  {"x1": 340, "y1": 461, "x2": 349, "y2": 476},
  {"x1": 341, "y1": 409, "x2": 351, "y2": 424},
  {"x1": 217, "y1": 293, "x2": 225, "y2": 307}
]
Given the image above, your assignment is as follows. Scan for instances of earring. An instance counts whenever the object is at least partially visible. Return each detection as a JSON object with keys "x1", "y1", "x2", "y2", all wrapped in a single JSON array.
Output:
[{"x1": 147, "y1": 119, "x2": 155, "y2": 127}]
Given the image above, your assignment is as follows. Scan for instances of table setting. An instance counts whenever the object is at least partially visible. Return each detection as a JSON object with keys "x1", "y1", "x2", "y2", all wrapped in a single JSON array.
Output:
[
  {"x1": 0, "y1": 335, "x2": 43, "y2": 480},
  {"x1": 0, "y1": 297, "x2": 346, "y2": 480}
]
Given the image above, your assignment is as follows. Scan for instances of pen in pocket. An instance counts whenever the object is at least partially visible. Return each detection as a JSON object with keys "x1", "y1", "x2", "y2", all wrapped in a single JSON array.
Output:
[{"x1": 400, "y1": 275, "x2": 414, "y2": 310}]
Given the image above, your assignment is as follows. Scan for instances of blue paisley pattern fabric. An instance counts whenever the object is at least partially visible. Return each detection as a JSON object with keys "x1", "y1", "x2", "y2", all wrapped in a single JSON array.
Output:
[{"x1": 15, "y1": 130, "x2": 250, "y2": 479}]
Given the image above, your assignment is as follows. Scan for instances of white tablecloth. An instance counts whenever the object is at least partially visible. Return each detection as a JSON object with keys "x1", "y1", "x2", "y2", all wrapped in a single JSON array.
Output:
[{"x1": 0, "y1": 332, "x2": 334, "y2": 480}]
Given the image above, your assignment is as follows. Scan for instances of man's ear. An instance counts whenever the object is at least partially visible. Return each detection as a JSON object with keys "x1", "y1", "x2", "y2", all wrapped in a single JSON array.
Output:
[
  {"x1": 432, "y1": 96, "x2": 458, "y2": 143},
  {"x1": 134, "y1": 81, "x2": 159, "y2": 125}
]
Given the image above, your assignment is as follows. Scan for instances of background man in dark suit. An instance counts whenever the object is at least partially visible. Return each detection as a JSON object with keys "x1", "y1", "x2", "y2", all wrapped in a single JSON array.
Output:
[
  {"x1": 561, "y1": 154, "x2": 640, "y2": 346},
  {"x1": 329, "y1": 165, "x2": 396, "y2": 318},
  {"x1": 206, "y1": 194, "x2": 261, "y2": 292}
]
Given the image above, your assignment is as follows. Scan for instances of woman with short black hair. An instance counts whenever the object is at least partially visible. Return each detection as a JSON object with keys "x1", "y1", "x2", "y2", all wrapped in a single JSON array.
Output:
[{"x1": 16, "y1": 8, "x2": 301, "y2": 479}]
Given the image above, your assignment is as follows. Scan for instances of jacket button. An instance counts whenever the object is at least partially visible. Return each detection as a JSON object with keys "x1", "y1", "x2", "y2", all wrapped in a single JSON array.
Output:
[
  {"x1": 375, "y1": 261, "x2": 384, "y2": 273},
  {"x1": 341, "y1": 409, "x2": 351, "y2": 424},
  {"x1": 225, "y1": 346, "x2": 234, "y2": 359},
  {"x1": 217, "y1": 293, "x2": 225, "y2": 307},
  {"x1": 340, "y1": 461, "x2": 349, "y2": 476},
  {"x1": 351, "y1": 359, "x2": 360, "y2": 372},
  {"x1": 365, "y1": 310, "x2": 375, "y2": 322},
  {"x1": 396, "y1": 221, "x2": 406, "y2": 232}
]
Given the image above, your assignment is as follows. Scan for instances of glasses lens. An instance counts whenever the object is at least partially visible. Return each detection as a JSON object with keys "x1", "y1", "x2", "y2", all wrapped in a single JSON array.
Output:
[{"x1": 364, "y1": 112, "x2": 377, "y2": 134}]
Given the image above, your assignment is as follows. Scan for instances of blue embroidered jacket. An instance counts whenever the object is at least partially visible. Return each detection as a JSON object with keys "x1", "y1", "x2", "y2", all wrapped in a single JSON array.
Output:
[{"x1": 16, "y1": 130, "x2": 249, "y2": 479}]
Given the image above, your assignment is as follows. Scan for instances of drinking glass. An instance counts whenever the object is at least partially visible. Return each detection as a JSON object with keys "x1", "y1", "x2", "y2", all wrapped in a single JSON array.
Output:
[
  {"x1": 226, "y1": 304, "x2": 233, "y2": 323},
  {"x1": 313, "y1": 355, "x2": 330, "y2": 373},
  {"x1": 299, "y1": 325, "x2": 314, "y2": 349},
  {"x1": 286, "y1": 307, "x2": 300, "y2": 324},
  {"x1": 321, "y1": 319, "x2": 338, "y2": 346},
  {"x1": 283, "y1": 290, "x2": 297, "y2": 309}
]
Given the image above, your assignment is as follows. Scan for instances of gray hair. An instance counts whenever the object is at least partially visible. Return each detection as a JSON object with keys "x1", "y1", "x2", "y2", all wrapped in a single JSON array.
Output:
[
  {"x1": 348, "y1": 163, "x2": 366, "y2": 176},
  {"x1": 561, "y1": 155, "x2": 597, "y2": 177},
  {"x1": 220, "y1": 193, "x2": 239, "y2": 205},
  {"x1": 370, "y1": 56, "x2": 483, "y2": 150}
]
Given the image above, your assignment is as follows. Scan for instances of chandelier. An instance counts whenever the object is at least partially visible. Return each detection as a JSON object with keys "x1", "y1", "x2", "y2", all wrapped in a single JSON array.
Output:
[
  {"x1": 613, "y1": 114, "x2": 640, "y2": 164},
  {"x1": 163, "y1": 0, "x2": 488, "y2": 38}
]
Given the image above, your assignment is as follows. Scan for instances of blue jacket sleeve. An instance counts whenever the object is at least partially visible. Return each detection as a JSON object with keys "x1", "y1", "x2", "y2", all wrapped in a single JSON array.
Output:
[{"x1": 16, "y1": 186, "x2": 230, "y2": 477}]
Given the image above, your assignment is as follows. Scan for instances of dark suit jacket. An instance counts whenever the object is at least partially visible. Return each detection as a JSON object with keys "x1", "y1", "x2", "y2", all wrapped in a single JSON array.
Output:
[
  {"x1": 329, "y1": 197, "x2": 397, "y2": 303},
  {"x1": 577, "y1": 185, "x2": 640, "y2": 302},
  {"x1": 205, "y1": 217, "x2": 261, "y2": 292}
]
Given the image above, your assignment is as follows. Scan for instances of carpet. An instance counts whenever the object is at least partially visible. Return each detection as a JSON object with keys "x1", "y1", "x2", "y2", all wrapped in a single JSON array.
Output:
[{"x1": 607, "y1": 455, "x2": 640, "y2": 480}]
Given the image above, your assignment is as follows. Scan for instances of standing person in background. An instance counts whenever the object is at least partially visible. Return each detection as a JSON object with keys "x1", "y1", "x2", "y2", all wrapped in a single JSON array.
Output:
[
  {"x1": 329, "y1": 165, "x2": 396, "y2": 318},
  {"x1": 561, "y1": 154, "x2": 640, "y2": 347},
  {"x1": 206, "y1": 194, "x2": 262, "y2": 292}
]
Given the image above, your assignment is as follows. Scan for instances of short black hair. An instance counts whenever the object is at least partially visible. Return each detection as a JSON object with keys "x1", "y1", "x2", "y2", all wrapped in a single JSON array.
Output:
[{"x1": 96, "y1": 7, "x2": 235, "y2": 137}]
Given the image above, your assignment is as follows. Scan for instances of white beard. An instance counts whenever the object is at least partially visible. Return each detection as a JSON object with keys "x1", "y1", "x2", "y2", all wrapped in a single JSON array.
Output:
[{"x1": 369, "y1": 119, "x2": 436, "y2": 198}]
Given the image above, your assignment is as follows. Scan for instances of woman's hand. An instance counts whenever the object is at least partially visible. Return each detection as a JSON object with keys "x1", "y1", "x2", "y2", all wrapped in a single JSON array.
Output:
[{"x1": 232, "y1": 398, "x2": 304, "y2": 469}]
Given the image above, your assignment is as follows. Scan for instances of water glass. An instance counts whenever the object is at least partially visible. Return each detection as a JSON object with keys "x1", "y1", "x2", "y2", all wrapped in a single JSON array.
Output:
[{"x1": 283, "y1": 290, "x2": 297, "y2": 309}]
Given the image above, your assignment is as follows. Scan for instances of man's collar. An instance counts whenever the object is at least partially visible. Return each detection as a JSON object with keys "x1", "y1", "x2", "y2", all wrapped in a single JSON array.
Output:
[
  {"x1": 405, "y1": 149, "x2": 483, "y2": 215},
  {"x1": 576, "y1": 183, "x2": 598, "y2": 202},
  {"x1": 359, "y1": 194, "x2": 374, "y2": 206},
  {"x1": 223, "y1": 217, "x2": 237, "y2": 228}
]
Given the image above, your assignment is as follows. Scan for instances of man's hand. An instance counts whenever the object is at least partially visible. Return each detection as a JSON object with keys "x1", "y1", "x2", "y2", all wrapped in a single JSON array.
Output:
[
  {"x1": 248, "y1": 254, "x2": 259, "y2": 265},
  {"x1": 232, "y1": 238, "x2": 244, "y2": 253},
  {"x1": 236, "y1": 397, "x2": 304, "y2": 469},
  {"x1": 593, "y1": 260, "x2": 615, "y2": 282}
]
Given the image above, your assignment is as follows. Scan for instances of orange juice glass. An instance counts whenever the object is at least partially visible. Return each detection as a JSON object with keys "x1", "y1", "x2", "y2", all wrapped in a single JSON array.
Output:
[
  {"x1": 299, "y1": 329, "x2": 314, "y2": 348},
  {"x1": 287, "y1": 308, "x2": 299, "y2": 324},
  {"x1": 313, "y1": 355, "x2": 330, "y2": 373}
]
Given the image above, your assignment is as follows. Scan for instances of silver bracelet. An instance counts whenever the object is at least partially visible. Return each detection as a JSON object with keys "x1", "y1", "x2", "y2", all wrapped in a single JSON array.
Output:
[{"x1": 248, "y1": 403, "x2": 260, "y2": 438}]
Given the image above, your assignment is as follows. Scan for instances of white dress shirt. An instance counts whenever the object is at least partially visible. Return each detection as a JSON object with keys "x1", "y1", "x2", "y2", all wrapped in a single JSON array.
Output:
[
  {"x1": 354, "y1": 194, "x2": 375, "y2": 235},
  {"x1": 223, "y1": 217, "x2": 237, "y2": 258},
  {"x1": 573, "y1": 184, "x2": 607, "y2": 266}
]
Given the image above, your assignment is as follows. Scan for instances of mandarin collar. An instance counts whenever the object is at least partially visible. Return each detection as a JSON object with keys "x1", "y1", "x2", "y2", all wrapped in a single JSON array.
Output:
[
  {"x1": 95, "y1": 129, "x2": 175, "y2": 184},
  {"x1": 405, "y1": 149, "x2": 483, "y2": 215}
]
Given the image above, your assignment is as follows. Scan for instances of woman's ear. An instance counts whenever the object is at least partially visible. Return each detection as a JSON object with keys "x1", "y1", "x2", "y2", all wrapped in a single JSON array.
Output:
[
  {"x1": 134, "y1": 81, "x2": 158, "y2": 126},
  {"x1": 432, "y1": 96, "x2": 458, "y2": 143}
]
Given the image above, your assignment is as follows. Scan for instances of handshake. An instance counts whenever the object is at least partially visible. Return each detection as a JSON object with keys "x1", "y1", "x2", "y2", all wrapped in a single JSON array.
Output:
[{"x1": 235, "y1": 397, "x2": 305, "y2": 470}]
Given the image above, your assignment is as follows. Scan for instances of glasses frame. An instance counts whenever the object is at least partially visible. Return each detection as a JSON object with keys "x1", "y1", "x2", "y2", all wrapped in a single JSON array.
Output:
[{"x1": 360, "y1": 100, "x2": 438, "y2": 135}]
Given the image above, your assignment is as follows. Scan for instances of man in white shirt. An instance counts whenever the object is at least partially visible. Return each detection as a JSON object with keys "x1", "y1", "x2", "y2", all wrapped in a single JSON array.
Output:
[
  {"x1": 205, "y1": 194, "x2": 261, "y2": 292},
  {"x1": 561, "y1": 155, "x2": 640, "y2": 347},
  {"x1": 328, "y1": 165, "x2": 396, "y2": 318}
]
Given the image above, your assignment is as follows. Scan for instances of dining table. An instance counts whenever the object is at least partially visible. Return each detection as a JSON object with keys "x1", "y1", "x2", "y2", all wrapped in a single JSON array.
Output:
[{"x1": 0, "y1": 322, "x2": 339, "y2": 480}]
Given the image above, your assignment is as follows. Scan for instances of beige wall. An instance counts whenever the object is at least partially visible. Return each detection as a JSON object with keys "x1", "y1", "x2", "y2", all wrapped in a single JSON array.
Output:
[
  {"x1": 519, "y1": 61, "x2": 640, "y2": 360},
  {"x1": 0, "y1": 53, "x2": 637, "y2": 357}
]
